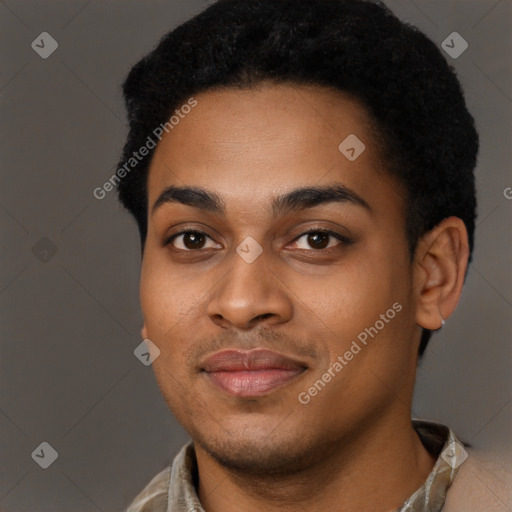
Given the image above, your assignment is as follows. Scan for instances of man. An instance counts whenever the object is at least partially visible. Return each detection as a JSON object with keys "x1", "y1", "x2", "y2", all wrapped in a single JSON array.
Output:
[{"x1": 115, "y1": 0, "x2": 511, "y2": 510}]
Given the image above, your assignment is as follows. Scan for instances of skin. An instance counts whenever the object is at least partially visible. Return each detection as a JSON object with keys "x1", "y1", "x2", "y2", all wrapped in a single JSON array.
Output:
[{"x1": 140, "y1": 82, "x2": 469, "y2": 511}]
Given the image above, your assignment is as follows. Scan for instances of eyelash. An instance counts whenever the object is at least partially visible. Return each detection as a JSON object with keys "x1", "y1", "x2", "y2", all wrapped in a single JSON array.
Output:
[{"x1": 164, "y1": 228, "x2": 351, "y2": 252}]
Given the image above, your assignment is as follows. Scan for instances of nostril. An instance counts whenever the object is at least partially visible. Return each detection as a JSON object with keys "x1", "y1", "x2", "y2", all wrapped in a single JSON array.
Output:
[{"x1": 256, "y1": 313, "x2": 273, "y2": 321}]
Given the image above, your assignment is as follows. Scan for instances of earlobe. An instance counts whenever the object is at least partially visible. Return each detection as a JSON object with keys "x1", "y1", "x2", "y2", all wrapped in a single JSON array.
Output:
[
  {"x1": 413, "y1": 217, "x2": 469, "y2": 331},
  {"x1": 141, "y1": 323, "x2": 148, "y2": 340}
]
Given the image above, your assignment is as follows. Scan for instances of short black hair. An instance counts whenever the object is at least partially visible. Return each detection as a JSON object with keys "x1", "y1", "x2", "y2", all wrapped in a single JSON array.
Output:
[{"x1": 116, "y1": 0, "x2": 479, "y2": 356}]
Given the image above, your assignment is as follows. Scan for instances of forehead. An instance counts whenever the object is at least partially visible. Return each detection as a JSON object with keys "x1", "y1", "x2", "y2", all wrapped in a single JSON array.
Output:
[{"x1": 147, "y1": 83, "x2": 402, "y2": 215}]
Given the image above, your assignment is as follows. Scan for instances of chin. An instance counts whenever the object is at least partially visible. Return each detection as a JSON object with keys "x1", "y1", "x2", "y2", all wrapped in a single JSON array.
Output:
[{"x1": 191, "y1": 422, "x2": 325, "y2": 477}]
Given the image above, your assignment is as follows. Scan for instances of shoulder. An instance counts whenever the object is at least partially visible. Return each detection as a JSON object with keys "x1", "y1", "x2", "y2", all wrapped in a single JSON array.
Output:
[
  {"x1": 125, "y1": 465, "x2": 171, "y2": 512},
  {"x1": 443, "y1": 448, "x2": 512, "y2": 511}
]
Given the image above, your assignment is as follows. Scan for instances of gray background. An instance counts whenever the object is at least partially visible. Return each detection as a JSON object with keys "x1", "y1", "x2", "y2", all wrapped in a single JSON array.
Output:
[{"x1": 0, "y1": 0, "x2": 510, "y2": 510}]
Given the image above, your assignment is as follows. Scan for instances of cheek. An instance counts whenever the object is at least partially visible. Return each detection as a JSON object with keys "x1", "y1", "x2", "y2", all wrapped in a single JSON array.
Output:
[
  {"x1": 140, "y1": 265, "x2": 194, "y2": 390},
  {"x1": 301, "y1": 257, "x2": 400, "y2": 328},
  {"x1": 298, "y1": 249, "x2": 412, "y2": 377},
  {"x1": 140, "y1": 255, "x2": 196, "y2": 338}
]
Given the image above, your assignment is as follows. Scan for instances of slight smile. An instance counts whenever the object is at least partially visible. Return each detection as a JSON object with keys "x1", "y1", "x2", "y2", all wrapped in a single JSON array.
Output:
[{"x1": 200, "y1": 348, "x2": 309, "y2": 398}]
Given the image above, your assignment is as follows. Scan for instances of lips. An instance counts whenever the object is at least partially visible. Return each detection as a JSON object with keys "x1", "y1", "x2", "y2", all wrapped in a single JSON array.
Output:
[{"x1": 201, "y1": 349, "x2": 307, "y2": 397}]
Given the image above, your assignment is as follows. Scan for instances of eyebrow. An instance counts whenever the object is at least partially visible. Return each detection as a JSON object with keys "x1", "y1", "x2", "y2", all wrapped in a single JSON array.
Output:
[{"x1": 151, "y1": 183, "x2": 371, "y2": 217}]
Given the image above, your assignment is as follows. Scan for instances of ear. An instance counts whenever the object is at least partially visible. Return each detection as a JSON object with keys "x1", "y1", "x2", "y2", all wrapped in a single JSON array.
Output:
[
  {"x1": 141, "y1": 323, "x2": 148, "y2": 340},
  {"x1": 412, "y1": 217, "x2": 469, "y2": 330}
]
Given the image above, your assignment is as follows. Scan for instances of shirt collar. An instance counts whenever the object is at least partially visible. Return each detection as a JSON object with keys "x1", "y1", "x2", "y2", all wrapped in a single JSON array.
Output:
[
  {"x1": 397, "y1": 420, "x2": 468, "y2": 512},
  {"x1": 127, "y1": 420, "x2": 468, "y2": 511}
]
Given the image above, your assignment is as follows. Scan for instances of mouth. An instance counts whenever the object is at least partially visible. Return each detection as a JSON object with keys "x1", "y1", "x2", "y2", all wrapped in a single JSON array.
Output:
[{"x1": 200, "y1": 348, "x2": 308, "y2": 398}]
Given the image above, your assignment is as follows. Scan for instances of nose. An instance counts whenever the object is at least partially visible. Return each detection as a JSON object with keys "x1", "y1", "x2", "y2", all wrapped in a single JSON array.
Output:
[{"x1": 206, "y1": 247, "x2": 293, "y2": 330}]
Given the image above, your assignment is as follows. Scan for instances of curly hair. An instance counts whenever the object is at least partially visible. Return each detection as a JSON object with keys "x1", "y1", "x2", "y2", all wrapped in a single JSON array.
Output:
[{"x1": 116, "y1": 0, "x2": 479, "y2": 356}]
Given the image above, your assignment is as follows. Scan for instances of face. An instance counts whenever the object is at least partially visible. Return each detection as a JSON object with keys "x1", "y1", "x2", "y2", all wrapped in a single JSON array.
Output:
[{"x1": 140, "y1": 83, "x2": 421, "y2": 475}]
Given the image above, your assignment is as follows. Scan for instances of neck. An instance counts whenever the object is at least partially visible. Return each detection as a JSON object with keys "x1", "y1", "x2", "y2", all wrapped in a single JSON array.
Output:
[{"x1": 195, "y1": 413, "x2": 436, "y2": 512}]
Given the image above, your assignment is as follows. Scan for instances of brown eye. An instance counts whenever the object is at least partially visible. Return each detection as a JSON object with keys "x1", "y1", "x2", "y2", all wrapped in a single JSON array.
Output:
[
  {"x1": 292, "y1": 230, "x2": 347, "y2": 251},
  {"x1": 306, "y1": 232, "x2": 330, "y2": 249},
  {"x1": 167, "y1": 231, "x2": 221, "y2": 251},
  {"x1": 182, "y1": 232, "x2": 206, "y2": 250}
]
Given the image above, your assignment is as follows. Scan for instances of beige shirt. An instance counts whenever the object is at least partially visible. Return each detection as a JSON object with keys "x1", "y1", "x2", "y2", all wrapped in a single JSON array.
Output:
[{"x1": 126, "y1": 420, "x2": 511, "y2": 511}]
